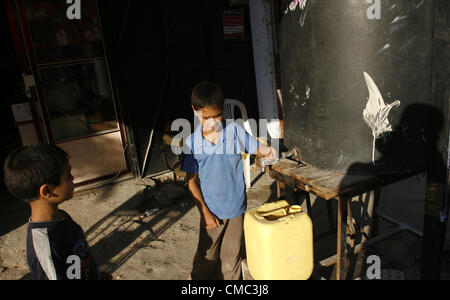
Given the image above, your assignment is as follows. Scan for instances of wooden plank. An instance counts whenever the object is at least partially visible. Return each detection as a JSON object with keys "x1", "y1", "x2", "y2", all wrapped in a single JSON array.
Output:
[
  {"x1": 270, "y1": 170, "x2": 333, "y2": 200},
  {"x1": 272, "y1": 159, "x2": 301, "y2": 172},
  {"x1": 290, "y1": 165, "x2": 339, "y2": 182},
  {"x1": 272, "y1": 161, "x2": 421, "y2": 197},
  {"x1": 318, "y1": 174, "x2": 375, "y2": 189},
  {"x1": 271, "y1": 160, "x2": 384, "y2": 200},
  {"x1": 273, "y1": 161, "x2": 343, "y2": 191},
  {"x1": 314, "y1": 174, "x2": 380, "y2": 200},
  {"x1": 310, "y1": 173, "x2": 344, "y2": 184},
  {"x1": 273, "y1": 160, "x2": 340, "y2": 182}
]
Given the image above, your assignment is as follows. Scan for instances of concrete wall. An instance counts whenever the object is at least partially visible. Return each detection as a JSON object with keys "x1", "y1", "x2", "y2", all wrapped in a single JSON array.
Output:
[{"x1": 249, "y1": 0, "x2": 282, "y2": 139}]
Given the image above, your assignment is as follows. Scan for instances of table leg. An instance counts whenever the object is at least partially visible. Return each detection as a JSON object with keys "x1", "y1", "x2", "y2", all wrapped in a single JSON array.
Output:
[
  {"x1": 306, "y1": 193, "x2": 313, "y2": 218},
  {"x1": 347, "y1": 198, "x2": 356, "y2": 250},
  {"x1": 277, "y1": 181, "x2": 286, "y2": 200},
  {"x1": 372, "y1": 187, "x2": 381, "y2": 237},
  {"x1": 336, "y1": 197, "x2": 348, "y2": 280},
  {"x1": 327, "y1": 200, "x2": 336, "y2": 232},
  {"x1": 358, "y1": 189, "x2": 379, "y2": 243}
]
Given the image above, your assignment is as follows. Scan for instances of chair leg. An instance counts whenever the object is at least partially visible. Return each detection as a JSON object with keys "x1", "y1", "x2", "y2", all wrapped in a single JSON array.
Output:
[{"x1": 243, "y1": 154, "x2": 251, "y2": 190}]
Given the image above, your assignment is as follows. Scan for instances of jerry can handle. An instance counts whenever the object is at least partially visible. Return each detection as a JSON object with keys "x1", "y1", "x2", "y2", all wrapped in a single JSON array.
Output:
[{"x1": 255, "y1": 205, "x2": 303, "y2": 221}]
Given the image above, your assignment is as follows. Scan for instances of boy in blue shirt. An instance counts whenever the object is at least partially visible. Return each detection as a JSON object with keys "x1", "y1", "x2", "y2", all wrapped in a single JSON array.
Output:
[{"x1": 182, "y1": 82, "x2": 277, "y2": 280}]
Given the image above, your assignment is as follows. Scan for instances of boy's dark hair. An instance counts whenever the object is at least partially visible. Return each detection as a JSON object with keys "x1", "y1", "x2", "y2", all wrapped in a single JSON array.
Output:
[
  {"x1": 3, "y1": 144, "x2": 69, "y2": 202},
  {"x1": 191, "y1": 81, "x2": 225, "y2": 111}
]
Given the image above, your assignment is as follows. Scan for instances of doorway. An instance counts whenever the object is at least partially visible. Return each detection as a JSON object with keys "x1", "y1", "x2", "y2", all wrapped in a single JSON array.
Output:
[
  {"x1": 6, "y1": 0, "x2": 128, "y2": 185},
  {"x1": 98, "y1": 0, "x2": 260, "y2": 177}
]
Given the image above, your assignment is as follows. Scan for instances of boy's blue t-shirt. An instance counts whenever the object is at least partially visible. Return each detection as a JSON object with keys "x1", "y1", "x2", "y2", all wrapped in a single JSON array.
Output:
[{"x1": 182, "y1": 121, "x2": 260, "y2": 220}]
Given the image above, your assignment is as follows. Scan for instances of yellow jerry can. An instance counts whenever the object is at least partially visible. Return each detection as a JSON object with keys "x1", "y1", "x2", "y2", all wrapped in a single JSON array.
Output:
[{"x1": 244, "y1": 200, "x2": 314, "y2": 280}]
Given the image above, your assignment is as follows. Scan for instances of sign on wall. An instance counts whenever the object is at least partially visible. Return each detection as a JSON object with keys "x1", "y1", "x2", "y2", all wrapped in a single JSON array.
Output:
[
  {"x1": 11, "y1": 103, "x2": 33, "y2": 124},
  {"x1": 223, "y1": 9, "x2": 245, "y2": 40}
]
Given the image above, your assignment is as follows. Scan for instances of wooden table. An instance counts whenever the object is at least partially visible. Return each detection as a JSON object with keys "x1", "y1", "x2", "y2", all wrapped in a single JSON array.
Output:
[{"x1": 269, "y1": 159, "x2": 419, "y2": 280}]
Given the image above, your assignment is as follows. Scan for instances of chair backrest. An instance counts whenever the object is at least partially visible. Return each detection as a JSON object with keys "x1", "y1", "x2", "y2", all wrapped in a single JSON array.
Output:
[
  {"x1": 224, "y1": 99, "x2": 256, "y2": 137},
  {"x1": 223, "y1": 99, "x2": 238, "y2": 119}
]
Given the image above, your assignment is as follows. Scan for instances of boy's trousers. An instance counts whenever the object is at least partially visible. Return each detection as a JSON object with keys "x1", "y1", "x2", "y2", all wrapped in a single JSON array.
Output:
[{"x1": 191, "y1": 214, "x2": 245, "y2": 280}]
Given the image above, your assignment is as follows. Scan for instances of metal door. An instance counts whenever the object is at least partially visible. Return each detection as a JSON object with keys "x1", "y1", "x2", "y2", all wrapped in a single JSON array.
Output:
[{"x1": 8, "y1": 0, "x2": 128, "y2": 185}]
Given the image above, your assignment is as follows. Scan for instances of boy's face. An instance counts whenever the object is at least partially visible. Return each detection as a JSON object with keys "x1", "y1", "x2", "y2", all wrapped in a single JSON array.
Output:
[
  {"x1": 40, "y1": 163, "x2": 75, "y2": 204},
  {"x1": 193, "y1": 106, "x2": 224, "y2": 133}
]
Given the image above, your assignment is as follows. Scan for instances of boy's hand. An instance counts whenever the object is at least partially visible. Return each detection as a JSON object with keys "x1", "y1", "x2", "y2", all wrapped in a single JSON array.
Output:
[
  {"x1": 257, "y1": 144, "x2": 278, "y2": 160},
  {"x1": 201, "y1": 208, "x2": 221, "y2": 230}
]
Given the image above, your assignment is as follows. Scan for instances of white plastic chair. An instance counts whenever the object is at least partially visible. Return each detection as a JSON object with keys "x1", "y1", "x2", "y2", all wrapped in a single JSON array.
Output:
[{"x1": 223, "y1": 99, "x2": 256, "y2": 190}]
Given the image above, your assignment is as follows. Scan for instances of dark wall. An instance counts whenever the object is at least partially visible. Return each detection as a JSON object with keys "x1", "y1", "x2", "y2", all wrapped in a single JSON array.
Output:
[
  {"x1": 421, "y1": 0, "x2": 449, "y2": 279},
  {"x1": 99, "y1": 0, "x2": 258, "y2": 176},
  {"x1": 279, "y1": 0, "x2": 443, "y2": 174},
  {"x1": 1, "y1": 1, "x2": 24, "y2": 194}
]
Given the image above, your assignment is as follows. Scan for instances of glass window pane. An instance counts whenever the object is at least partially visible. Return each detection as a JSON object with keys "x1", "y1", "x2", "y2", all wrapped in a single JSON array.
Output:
[
  {"x1": 40, "y1": 60, "x2": 118, "y2": 142},
  {"x1": 24, "y1": 0, "x2": 104, "y2": 63}
]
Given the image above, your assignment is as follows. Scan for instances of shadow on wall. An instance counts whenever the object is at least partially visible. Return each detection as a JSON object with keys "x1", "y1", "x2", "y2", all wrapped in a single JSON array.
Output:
[
  {"x1": 337, "y1": 103, "x2": 446, "y2": 279},
  {"x1": 346, "y1": 104, "x2": 445, "y2": 176},
  {"x1": 342, "y1": 103, "x2": 446, "y2": 229}
]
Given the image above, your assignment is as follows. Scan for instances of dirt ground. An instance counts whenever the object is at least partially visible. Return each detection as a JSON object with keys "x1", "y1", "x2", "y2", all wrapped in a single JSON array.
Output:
[
  {"x1": 1, "y1": 169, "x2": 449, "y2": 280},
  {"x1": 0, "y1": 170, "x2": 280, "y2": 280}
]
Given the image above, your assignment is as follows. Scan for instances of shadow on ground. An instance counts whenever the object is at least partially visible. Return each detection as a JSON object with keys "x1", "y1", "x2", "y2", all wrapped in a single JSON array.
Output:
[
  {"x1": 261, "y1": 175, "x2": 450, "y2": 280},
  {"x1": 85, "y1": 181, "x2": 194, "y2": 275},
  {"x1": 0, "y1": 188, "x2": 29, "y2": 237}
]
